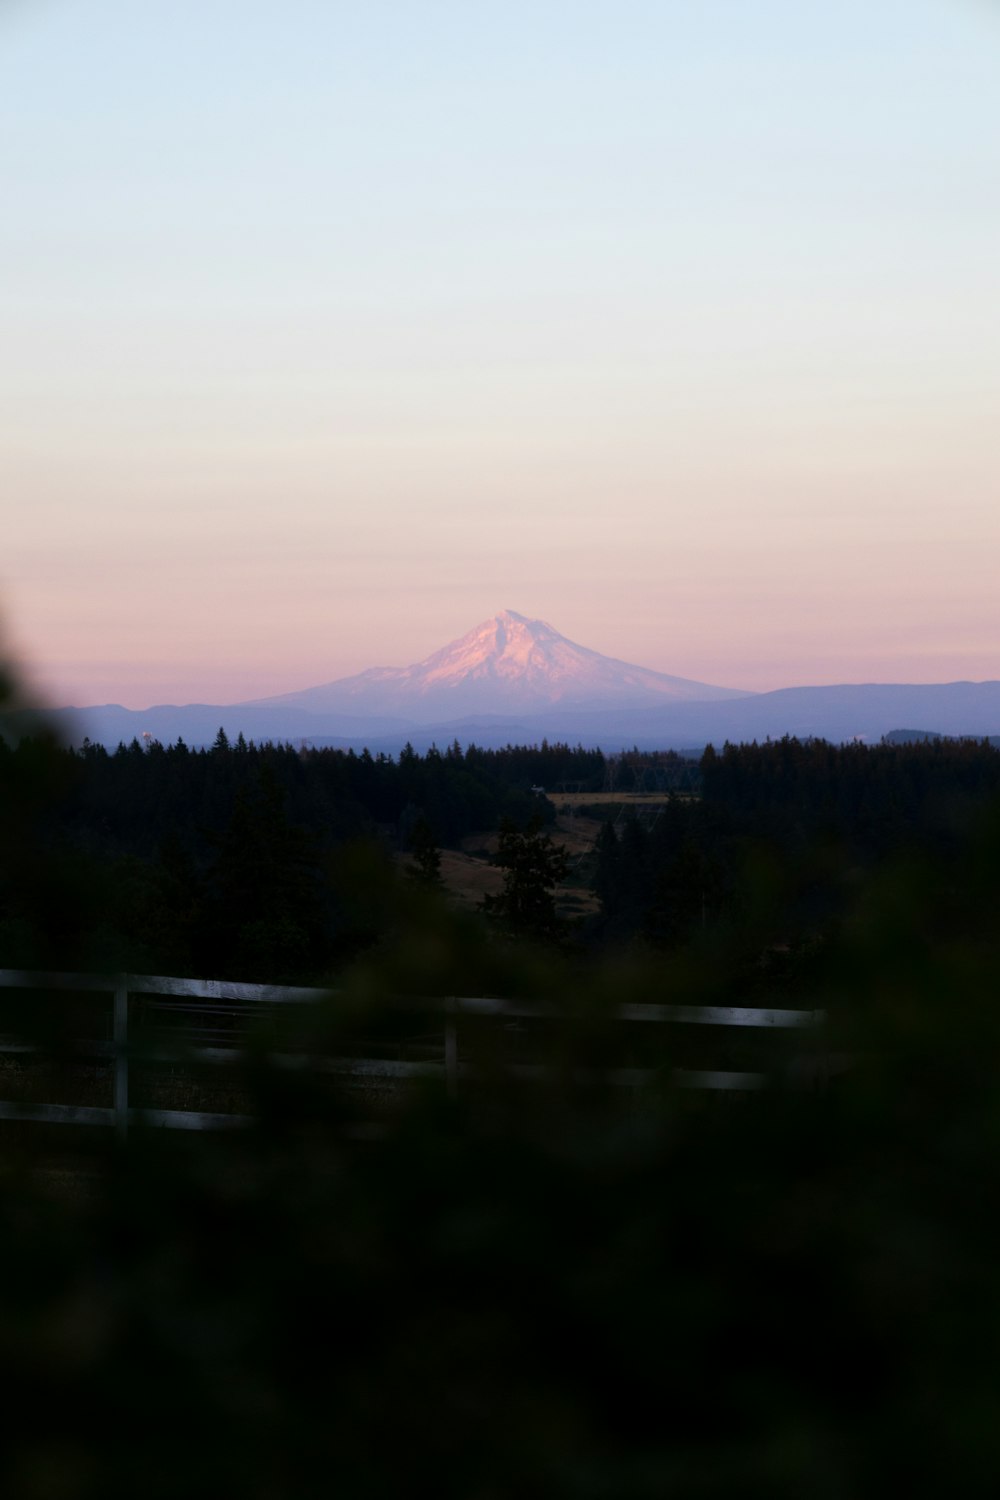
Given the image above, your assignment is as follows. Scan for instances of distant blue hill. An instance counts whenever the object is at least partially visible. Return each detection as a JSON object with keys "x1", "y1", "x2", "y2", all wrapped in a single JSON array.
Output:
[{"x1": 23, "y1": 678, "x2": 1000, "y2": 753}]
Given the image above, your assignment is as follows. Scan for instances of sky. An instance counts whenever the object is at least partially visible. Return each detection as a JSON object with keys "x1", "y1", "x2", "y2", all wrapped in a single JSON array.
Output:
[{"x1": 3, "y1": 0, "x2": 999, "y2": 707}]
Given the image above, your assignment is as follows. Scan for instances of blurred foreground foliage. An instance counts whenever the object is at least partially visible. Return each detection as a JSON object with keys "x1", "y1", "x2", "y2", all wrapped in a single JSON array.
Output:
[{"x1": 5, "y1": 671, "x2": 1000, "y2": 1495}]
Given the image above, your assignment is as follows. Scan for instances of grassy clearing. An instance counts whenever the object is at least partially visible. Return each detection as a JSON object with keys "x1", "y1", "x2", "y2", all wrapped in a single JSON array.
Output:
[{"x1": 400, "y1": 809, "x2": 605, "y2": 917}]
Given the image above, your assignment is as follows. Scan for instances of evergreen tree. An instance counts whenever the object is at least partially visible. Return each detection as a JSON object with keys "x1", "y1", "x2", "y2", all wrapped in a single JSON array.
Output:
[
  {"x1": 407, "y1": 814, "x2": 443, "y2": 888},
  {"x1": 482, "y1": 814, "x2": 569, "y2": 943}
]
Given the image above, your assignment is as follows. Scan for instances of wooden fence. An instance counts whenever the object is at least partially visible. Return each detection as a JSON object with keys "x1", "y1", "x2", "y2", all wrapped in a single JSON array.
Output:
[{"x1": 0, "y1": 969, "x2": 826, "y2": 1136}]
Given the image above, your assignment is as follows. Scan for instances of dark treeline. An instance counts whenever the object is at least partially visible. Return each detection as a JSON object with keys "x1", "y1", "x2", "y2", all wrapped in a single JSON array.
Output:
[
  {"x1": 7, "y1": 728, "x2": 1000, "y2": 985},
  {"x1": 57, "y1": 731, "x2": 607, "y2": 853},
  {"x1": 593, "y1": 736, "x2": 1000, "y2": 975},
  {"x1": 702, "y1": 733, "x2": 1000, "y2": 850},
  {"x1": 0, "y1": 731, "x2": 605, "y2": 980}
]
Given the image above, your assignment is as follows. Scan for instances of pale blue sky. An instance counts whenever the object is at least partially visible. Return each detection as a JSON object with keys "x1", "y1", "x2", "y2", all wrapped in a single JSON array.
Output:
[{"x1": 3, "y1": 1, "x2": 999, "y2": 705}]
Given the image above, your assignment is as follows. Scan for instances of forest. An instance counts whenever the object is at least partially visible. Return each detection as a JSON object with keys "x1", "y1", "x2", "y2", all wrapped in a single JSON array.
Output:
[
  {"x1": 4, "y1": 725, "x2": 999, "y2": 992},
  {"x1": 0, "y1": 730, "x2": 601, "y2": 978}
]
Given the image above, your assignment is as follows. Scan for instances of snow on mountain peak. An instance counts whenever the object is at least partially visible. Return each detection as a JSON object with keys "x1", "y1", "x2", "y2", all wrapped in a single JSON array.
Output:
[{"x1": 419, "y1": 611, "x2": 567, "y2": 687}]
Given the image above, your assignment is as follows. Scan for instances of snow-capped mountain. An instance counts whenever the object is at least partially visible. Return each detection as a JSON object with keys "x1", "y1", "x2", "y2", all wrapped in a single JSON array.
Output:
[{"x1": 249, "y1": 610, "x2": 750, "y2": 723}]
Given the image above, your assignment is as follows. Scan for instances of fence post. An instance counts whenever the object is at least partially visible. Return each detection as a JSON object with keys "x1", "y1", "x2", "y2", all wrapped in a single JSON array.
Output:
[
  {"x1": 444, "y1": 998, "x2": 458, "y2": 1099},
  {"x1": 114, "y1": 974, "x2": 129, "y2": 1140}
]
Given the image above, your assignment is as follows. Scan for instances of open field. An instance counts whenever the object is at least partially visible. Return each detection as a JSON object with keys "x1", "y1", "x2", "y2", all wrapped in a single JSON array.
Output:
[{"x1": 401, "y1": 810, "x2": 604, "y2": 917}]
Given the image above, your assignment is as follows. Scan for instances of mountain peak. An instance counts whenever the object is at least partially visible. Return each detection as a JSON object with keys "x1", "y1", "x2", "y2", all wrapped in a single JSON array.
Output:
[
  {"x1": 445, "y1": 610, "x2": 564, "y2": 673},
  {"x1": 494, "y1": 608, "x2": 542, "y2": 630},
  {"x1": 251, "y1": 612, "x2": 750, "y2": 722}
]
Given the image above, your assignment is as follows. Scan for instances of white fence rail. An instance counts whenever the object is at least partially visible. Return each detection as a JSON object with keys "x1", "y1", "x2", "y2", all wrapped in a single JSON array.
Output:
[{"x1": 0, "y1": 969, "x2": 826, "y2": 1135}]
